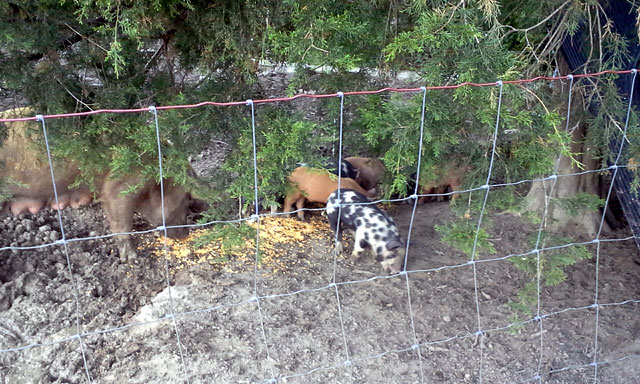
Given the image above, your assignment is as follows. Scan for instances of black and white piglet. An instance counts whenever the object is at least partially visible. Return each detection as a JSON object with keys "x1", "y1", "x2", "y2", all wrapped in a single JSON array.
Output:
[
  {"x1": 328, "y1": 159, "x2": 359, "y2": 181},
  {"x1": 326, "y1": 189, "x2": 405, "y2": 273}
]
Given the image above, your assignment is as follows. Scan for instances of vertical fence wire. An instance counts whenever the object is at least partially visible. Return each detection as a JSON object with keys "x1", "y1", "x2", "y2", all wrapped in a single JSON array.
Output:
[
  {"x1": 591, "y1": 68, "x2": 638, "y2": 380},
  {"x1": 331, "y1": 91, "x2": 354, "y2": 369},
  {"x1": 35, "y1": 114, "x2": 93, "y2": 383},
  {"x1": 149, "y1": 106, "x2": 191, "y2": 383},
  {"x1": 468, "y1": 80, "x2": 504, "y2": 383},
  {"x1": 0, "y1": 70, "x2": 636, "y2": 383},
  {"x1": 246, "y1": 99, "x2": 277, "y2": 382},
  {"x1": 400, "y1": 86, "x2": 429, "y2": 382},
  {"x1": 332, "y1": 91, "x2": 345, "y2": 282},
  {"x1": 531, "y1": 74, "x2": 575, "y2": 380}
]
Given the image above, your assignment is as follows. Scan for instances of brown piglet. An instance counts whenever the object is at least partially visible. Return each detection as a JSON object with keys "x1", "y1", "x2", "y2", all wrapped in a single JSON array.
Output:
[
  {"x1": 284, "y1": 167, "x2": 373, "y2": 220},
  {"x1": 418, "y1": 163, "x2": 468, "y2": 204},
  {"x1": 345, "y1": 156, "x2": 386, "y2": 196}
]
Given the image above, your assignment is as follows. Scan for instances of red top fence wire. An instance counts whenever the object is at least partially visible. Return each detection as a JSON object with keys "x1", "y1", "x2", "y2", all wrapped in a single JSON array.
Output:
[
  {"x1": 1, "y1": 67, "x2": 640, "y2": 384},
  {"x1": 0, "y1": 69, "x2": 635, "y2": 122}
]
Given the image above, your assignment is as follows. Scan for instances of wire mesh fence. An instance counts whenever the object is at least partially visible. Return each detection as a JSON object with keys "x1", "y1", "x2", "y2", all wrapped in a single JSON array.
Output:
[{"x1": 1, "y1": 69, "x2": 639, "y2": 383}]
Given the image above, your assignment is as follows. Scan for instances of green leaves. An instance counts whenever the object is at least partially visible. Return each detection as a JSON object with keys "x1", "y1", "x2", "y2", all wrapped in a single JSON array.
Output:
[
  {"x1": 267, "y1": 2, "x2": 386, "y2": 71},
  {"x1": 557, "y1": 192, "x2": 605, "y2": 216},
  {"x1": 0, "y1": 0, "x2": 635, "y2": 263},
  {"x1": 105, "y1": 40, "x2": 125, "y2": 79},
  {"x1": 508, "y1": 232, "x2": 592, "y2": 317},
  {"x1": 191, "y1": 223, "x2": 254, "y2": 253},
  {"x1": 219, "y1": 107, "x2": 333, "y2": 214},
  {"x1": 435, "y1": 220, "x2": 497, "y2": 258},
  {"x1": 384, "y1": 8, "x2": 504, "y2": 78}
]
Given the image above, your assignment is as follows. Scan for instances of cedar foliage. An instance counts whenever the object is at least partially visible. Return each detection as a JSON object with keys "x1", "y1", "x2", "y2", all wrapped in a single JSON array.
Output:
[{"x1": 1, "y1": 1, "x2": 639, "y2": 316}]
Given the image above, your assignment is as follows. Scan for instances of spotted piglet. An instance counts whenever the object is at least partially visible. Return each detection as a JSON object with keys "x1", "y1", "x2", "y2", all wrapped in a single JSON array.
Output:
[{"x1": 326, "y1": 189, "x2": 405, "y2": 273}]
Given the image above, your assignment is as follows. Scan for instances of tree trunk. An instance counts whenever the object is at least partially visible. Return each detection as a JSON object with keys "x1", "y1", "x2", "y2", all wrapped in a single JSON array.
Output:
[
  {"x1": 525, "y1": 123, "x2": 610, "y2": 237},
  {"x1": 525, "y1": 58, "x2": 610, "y2": 238}
]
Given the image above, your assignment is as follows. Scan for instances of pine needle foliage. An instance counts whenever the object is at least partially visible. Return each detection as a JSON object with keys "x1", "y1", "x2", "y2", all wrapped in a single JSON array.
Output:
[{"x1": 1, "y1": 0, "x2": 640, "y2": 320}]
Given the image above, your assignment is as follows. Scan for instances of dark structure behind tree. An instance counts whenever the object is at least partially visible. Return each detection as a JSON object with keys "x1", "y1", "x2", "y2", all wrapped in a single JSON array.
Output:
[{"x1": 561, "y1": 0, "x2": 640, "y2": 251}]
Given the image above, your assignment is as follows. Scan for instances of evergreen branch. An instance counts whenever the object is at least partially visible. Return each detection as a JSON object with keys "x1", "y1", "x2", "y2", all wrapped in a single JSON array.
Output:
[
  {"x1": 605, "y1": 112, "x2": 632, "y2": 146},
  {"x1": 433, "y1": 0, "x2": 466, "y2": 35},
  {"x1": 516, "y1": 83, "x2": 583, "y2": 170},
  {"x1": 63, "y1": 22, "x2": 108, "y2": 53},
  {"x1": 24, "y1": 16, "x2": 109, "y2": 62},
  {"x1": 636, "y1": 3, "x2": 640, "y2": 41},
  {"x1": 502, "y1": 1, "x2": 571, "y2": 38},
  {"x1": 534, "y1": 12, "x2": 568, "y2": 65},
  {"x1": 585, "y1": 4, "x2": 595, "y2": 73},
  {"x1": 515, "y1": 83, "x2": 549, "y2": 114},
  {"x1": 59, "y1": 80, "x2": 94, "y2": 111}
]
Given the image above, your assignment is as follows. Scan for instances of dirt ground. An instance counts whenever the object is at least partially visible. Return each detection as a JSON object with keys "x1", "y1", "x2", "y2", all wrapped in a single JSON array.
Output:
[
  {"x1": 2, "y1": 72, "x2": 640, "y2": 383},
  {"x1": 1, "y1": 197, "x2": 639, "y2": 384}
]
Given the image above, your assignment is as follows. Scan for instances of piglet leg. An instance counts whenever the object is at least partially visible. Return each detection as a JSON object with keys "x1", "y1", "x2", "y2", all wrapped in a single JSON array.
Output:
[
  {"x1": 10, "y1": 197, "x2": 45, "y2": 215},
  {"x1": 100, "y1": 179, "x2": 139, "y2": 262}
]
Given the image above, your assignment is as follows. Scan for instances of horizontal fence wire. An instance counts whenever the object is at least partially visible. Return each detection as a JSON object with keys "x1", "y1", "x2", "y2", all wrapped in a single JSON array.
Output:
[
  {"x1": 0, "y1": 68, "x2": 639, "y2": 383},
  {"x1": 0, "y1": 69, "x2": 635, "y2": 122},
  {"x1": 1, "y1": 294, "x2": 638, "y2": 382},
  {"x1": 2, "y1": 163, "x2": 638, "y2": 254}
]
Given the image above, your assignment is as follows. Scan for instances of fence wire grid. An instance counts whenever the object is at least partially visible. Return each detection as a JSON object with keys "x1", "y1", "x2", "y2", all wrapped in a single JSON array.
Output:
[{"x1": 0, "y1": 68, "x2": 639, "y2": 383}]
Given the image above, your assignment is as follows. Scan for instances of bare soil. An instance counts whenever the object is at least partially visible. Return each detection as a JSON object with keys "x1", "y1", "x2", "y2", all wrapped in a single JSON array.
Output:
[
  {"x1": 1, "y1": 198, "x2": 639, "y2": 384},
  {"x1": 2, "y1": 72, "x2": 639, "y2": 383}
]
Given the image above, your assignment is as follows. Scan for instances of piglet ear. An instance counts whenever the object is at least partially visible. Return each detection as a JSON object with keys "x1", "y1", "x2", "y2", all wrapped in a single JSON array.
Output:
[
  {"x1": 189, "y1": 197, "x2": 209, "y2": 213},
  {"x1": 386, "y1": 240, "x2": 404, "y2": 250}
]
